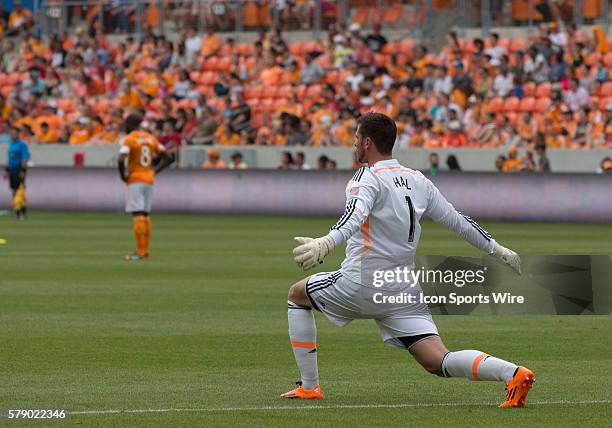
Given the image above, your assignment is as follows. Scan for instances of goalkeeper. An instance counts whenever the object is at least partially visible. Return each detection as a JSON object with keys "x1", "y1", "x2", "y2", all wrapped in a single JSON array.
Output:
[{"x1": 281, "y1": 113, "x2": 535, "y2": 408}]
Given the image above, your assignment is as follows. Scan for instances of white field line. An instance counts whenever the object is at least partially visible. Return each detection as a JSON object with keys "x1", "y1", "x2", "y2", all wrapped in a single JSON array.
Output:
[{"x1": 68, "y1": 400, "x2": 612, "y2": 416}]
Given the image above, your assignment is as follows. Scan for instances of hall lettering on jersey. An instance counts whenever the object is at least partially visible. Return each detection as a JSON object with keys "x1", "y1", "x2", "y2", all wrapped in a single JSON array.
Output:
[{"x1": 392, "y1": 176, "x2": 411, "y2": 190}]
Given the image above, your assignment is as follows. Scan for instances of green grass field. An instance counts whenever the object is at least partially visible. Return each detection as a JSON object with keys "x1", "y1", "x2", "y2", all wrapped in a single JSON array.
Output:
[{"x1": 1, "y1": 213, "x2": 611, "y2": 427}]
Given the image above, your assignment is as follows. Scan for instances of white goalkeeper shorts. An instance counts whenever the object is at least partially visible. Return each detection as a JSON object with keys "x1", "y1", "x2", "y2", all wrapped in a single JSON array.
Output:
[
  {"x1": 305, "y1": 270, "x2": 439, "y2": 349},
  {"x1": 125, "y1": 183, "x2": 154, "y2": 213}
]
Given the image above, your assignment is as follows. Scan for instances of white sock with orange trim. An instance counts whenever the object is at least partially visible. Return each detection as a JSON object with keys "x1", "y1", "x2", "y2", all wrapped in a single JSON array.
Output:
[
  {"x1": 441, "y1": 350, "x2": 518, "y2": 383},
  {"x1": 288, "y1": 300, "x2": 319, "y2": 390}
]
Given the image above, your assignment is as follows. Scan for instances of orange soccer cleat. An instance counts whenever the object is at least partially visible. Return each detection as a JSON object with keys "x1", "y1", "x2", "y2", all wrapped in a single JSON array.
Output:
[
  {"x1": 499, "y1": 366, "x2": 536, "y2": 408},
  {"x1": 280, "y1": 382, "x2": 323, "y2": 400}
]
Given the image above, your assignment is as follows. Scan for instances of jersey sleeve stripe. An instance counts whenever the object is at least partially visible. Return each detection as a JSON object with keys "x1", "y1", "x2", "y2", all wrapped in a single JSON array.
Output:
[
  {"x1": 462, "y1": 214, "x2": 492, "y2": 238},
  {"x1": 351, "y1": 167, "x2": 366, "y2": 182},
  {"x1": 461, "y1": 214, "x2": 492, "y2": 241},
  {"x1": 331, "y1": 199, "x2": 357, "y2": 230}
]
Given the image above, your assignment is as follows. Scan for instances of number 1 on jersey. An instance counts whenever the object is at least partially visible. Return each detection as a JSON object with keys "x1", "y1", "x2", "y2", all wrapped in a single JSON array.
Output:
[{"x1": 405, "y1": 196, "x2": 415, "y2": 242}]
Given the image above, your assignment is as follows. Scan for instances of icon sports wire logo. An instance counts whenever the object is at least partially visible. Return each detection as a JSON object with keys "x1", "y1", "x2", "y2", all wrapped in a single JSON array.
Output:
[{"x1": 372, "y1": 266, "x2": 487, "y2": 288}]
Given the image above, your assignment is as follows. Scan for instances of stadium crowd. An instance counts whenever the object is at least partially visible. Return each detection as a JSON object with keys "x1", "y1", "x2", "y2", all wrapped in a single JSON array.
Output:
[{"x1": 0, "y1": 14, "x2": 611, "y2": 172}]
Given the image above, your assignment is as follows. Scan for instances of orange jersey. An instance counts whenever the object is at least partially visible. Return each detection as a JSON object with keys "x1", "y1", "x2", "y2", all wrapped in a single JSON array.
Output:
[{"x1": 120, "y1": 131, "x2": 164, "y2": 185}]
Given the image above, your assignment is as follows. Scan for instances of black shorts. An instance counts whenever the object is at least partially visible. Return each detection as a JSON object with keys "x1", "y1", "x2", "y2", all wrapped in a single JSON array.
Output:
[{"x1": 8, "y1": 170, "x2": 24, "y2": 191}]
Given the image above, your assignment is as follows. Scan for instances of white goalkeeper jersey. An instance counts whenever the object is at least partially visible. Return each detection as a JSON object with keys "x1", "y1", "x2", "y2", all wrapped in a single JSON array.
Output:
[{"x1": 327, "y1": 159, "x2": 496, "y2": 288}]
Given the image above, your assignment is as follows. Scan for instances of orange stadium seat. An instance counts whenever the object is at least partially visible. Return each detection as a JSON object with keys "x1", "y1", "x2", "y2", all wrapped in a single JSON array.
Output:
[
  {"x1": 601, "y1": 82, "x2": 612, "y2": 97},
  {"x1": 583, "y1": 0, "x2": 601, "y2": 19},
  {"x1": 519, "y1": 97, "x2": 536, "y2": 112},
  {"x1": 535, "y1": 97, "x2": 551, "y2": 112},
  {"x1": 295, "y1": 84, "x2": 307, "y2": 101},
  {"x1": 399, "y1": 39, "x2": 415, "y2": 55},
  {"x1": 305, "y1": 84, "x2": 322, "y2": 99},
  {"x1": 382, "y1": 5, "x2": 404, "y2": 26},
  {"x1": 242, "y1": 1, "x2": 259, "y2": 27},
  {"x1": 217, "y1": 57, "x2": 232, "y2": 72},
  {"x1": 289, "y1": 43, "x2": 303, "y2": 57},
  {"x1": 584, "y1": 52, "x2": 602, "y2": 67},
  {"x1": 303, "y1": 41, "x2": 322, "y2": 53},
  {"x1": 511, "y1": 0, "x2": 543, "y2": 21},
  {"x1": 503, "y1": 97, "x2": 520, "y2": 112},
  {"x1": 325, "y1": 70, "x2": 339, "y2": 85},
  {"x1": 509, "y1": 38, "x2": 527, "y2": 53},
  {"x1": 432, "y1": 0, "x2": 452, "y2": 11},
  {"x1": 599, "y1": 97, "x2": 612, "y2": 111},
  {"x1": 353, "y1": 7, "x2": 370, "y2": 26},
  {"x1": 535, "y1": 82, "x2": 552, "y2": 98},
  {"x1": 190, "y1": 71, "x2": 201, "y2": 82},
  {"x1": 411, "y1": 97, "x2": 426, "y2": 109},
  {"x1": 523, "y1": 82, "x2": 536, "y2": 97},
  {"x1": 315, "y1": 54, "x2": 332, "y2": 68},
  {"x1": 488, "y1": 97, "x2": 504, "y2": 113},
  {"x1": 236, "y1": 43, "x2": 255, "y2": 57},
  {"x1": 245, "y1": 85, "x2": 264, "y2": 100},
  {"x1": 382, "y1": 41, "x2": 399, "y2": 55}
]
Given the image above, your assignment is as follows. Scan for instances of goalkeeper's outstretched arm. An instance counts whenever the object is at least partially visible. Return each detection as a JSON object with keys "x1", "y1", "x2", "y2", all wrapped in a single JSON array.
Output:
[{"x1": 424, "y1": 178, "x2": 522, "y2": 274}]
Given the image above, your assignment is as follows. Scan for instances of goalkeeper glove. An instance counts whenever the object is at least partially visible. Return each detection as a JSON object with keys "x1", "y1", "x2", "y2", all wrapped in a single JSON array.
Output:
[
  {"x1": 293, "y1": 235, "x2": 336, "y2": 271},
  {"x1": 489, "y1": 242, "x2": 522, "y2": 275}
]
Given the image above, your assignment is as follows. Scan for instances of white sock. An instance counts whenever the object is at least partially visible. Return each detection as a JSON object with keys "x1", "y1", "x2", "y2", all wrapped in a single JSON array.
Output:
[
  {"x1": 441, "y1": 350, "x2": 518, "y2": 383},
  {"x1": 288, "y1": 300, "x2": 319, "y2": 389}
]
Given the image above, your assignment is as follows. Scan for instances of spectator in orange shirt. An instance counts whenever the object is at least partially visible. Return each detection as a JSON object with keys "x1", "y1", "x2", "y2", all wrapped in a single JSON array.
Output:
[
  {"x1": 35, "y1": 122, "x2": 57, "y2": 143},
  {"x1": 201, "y1": 28, "x2": 221, "y2": 58},
  {"x1": 501, "y1": 146, "x2": 522, "y2": 172},
  {"x1": 7, "y1": 1, "x2": 32, "y2": 36},
  {"x1": 201, "y1": 148, "x2": 227, "y2": 169},
  {"x1": 69, "y1": 118, "x2": 92, "y2": 145}
]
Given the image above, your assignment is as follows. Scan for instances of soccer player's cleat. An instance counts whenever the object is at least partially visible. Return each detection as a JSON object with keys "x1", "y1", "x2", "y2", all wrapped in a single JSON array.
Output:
[
  {"x1": 280, "y1": 382, "x2": 323, "y2": 400},
  {"x1": 124, "y1": 253, "x2": 149, "y2": 261},
  {"x1": 499, "y1": 366, "x2": 535, "y2": 408}
]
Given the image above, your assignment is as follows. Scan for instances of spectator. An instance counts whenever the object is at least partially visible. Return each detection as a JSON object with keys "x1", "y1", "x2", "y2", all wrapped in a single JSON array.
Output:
[
  {"x1": 317, "y1": 155, "x2": 330, "y2": 170},
  {"x1": 364, "y1": 22, "x2": 387, "y2": 53},
  {"x1": 185, "y1": 29, "x2": 202, "y2": 64},
  {"x1": 535, "y1": 145, "x2": 551, "y2": 172},
  {"x1": 201, "y1": 28, "x2": 221, "y2": 59},
  {"x1": 159, "y1": 121, "x2": 182, "y2": 156},
  {"x1": 301, "y1": 52, "x2": 325, "y2": 85},
  {"x1": 596, "y1": 157, "x2": 612, "y2": 174},
  {"x1": 563, "y1": 78, "x2": 588, "y2": 112},
  {"x1": 501, "y1": 146, "x2": 522, "y2": 172},
  {"x1": 201, "y1": 148, "x2": 227, "y2": 169},
  {"x1": 428, "y1": 152, "x2": 439, "y2": 176},
  {"x1": 278, "y1": 151, "x2": 294, "y2": 170},
  {"x1": 485, "y1": 34, "x2": 507, "y2": 62},
  {"x1": 7, "y1": 1, "x2": 32, "y2": 36},
  {"x1": 441, "y1": 121, "x2": 467, "y2": 148},
  {"x1": 493, "y1": 64, "x2": 514, "y2": 97},
  {"x1": 295, "y1": 152, "x2": 311, "y2": 170},
  {"x1": 228, "y1": 92, "x2": 250, "y2": 134},
  {"x1": 446, "y1": 154, "x2": 461, "y2": 171},
  {"x1": 495, "y1": 155, "x2": 506, "y2": 172},
  {"x1": 228, "y1": 152, "x2": 248, "y2": 169}
]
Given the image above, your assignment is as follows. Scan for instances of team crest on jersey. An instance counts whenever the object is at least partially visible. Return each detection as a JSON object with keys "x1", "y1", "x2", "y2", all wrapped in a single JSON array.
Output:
[{"x1": 349, "y1": 186, "x2": 360, "y2": 196}]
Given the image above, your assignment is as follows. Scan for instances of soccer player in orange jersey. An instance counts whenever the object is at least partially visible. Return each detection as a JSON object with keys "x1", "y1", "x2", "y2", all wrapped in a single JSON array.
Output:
[{"x1": 118, "y1": 114, "x2": 172, "y2": 261}]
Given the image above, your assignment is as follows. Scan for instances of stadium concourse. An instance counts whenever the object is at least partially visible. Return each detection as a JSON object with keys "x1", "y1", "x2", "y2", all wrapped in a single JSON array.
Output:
[{"x1": 0, "y1": 13, "x2": 611, "y2": 173}]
